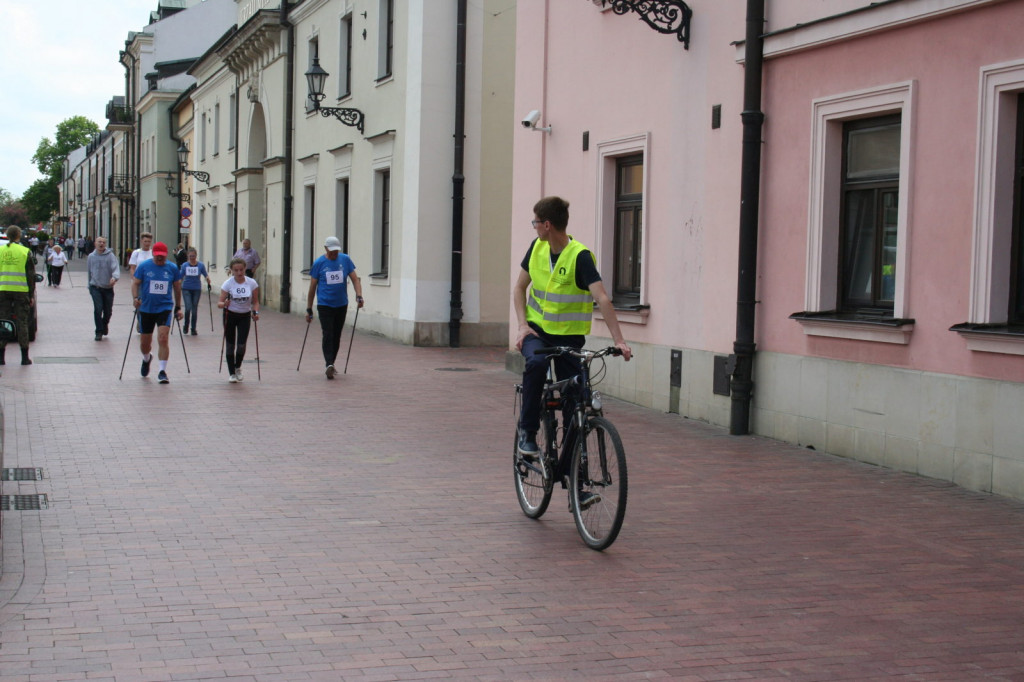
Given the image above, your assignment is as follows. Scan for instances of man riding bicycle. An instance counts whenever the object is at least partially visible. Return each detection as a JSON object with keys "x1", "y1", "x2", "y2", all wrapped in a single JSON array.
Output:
[{"x1": 513, "y1": 196, "x2": 632, "y2": 458}]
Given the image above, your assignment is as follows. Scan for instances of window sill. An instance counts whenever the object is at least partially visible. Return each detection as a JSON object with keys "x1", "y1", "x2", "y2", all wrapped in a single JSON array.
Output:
[
  {"x1": 790, "y1": 311, "x2": 915, "y2": 344},
  {"x1": 595, "y1": 303, "x2": 650, "y2": 325},
  {"x1": 950, "y1": 323, "x2": 1024, "y2": 356},
  {"x1": 368, "y1": 272, "x2": 389, "y2": 284}
]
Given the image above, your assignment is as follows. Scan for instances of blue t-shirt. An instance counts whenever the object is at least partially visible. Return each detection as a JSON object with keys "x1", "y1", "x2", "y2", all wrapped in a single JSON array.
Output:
[
  {"x1": 180, "y1": 262, "x2": 208, "y2": 290},
  {"x1": 309, "y1": 253, "x2": 356, "y2": 308},
  {"x1": 134, "y1": 260, "x2": 182, "y2": 313}
]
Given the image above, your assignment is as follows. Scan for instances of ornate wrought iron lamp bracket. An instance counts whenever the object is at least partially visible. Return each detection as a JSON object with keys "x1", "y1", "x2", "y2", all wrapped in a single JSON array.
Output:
[
  {"x1": 598, "y1": 0, "x2": 692, "y2": 49},
  {"x1": 316, "y1": 105, "x2": 365, "y2": 134},
  {"x1": 182, "y1": 169, "x2": 210, "y2": 185},
  {"x1": 164, "y1": 176, "x2": 192, "y2": 204}
]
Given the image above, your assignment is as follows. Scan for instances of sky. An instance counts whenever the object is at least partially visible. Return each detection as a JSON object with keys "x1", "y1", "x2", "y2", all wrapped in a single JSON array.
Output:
[{"x1": 0, "y1": 1, "x2": 158, "y2": 198}]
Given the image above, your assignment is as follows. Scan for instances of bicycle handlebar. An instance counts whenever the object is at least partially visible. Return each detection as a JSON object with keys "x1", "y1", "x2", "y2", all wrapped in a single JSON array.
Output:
[{"x1": 533, "y1": 346, "x2": 623, "y2": 359}]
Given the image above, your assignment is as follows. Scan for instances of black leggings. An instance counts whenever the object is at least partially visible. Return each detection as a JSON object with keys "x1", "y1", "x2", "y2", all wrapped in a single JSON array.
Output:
[
  {"x1": 317, "y1": 304, "x2": 349, "y2": 367},
  {"x1": 224, "y1": 311, "x2": 251, "y2": 374}
]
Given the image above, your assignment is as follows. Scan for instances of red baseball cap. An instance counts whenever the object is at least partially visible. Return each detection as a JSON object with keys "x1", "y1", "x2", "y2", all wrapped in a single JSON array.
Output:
[{"x1": 152, "y1": 242, "x2": 168, "y2": 256}]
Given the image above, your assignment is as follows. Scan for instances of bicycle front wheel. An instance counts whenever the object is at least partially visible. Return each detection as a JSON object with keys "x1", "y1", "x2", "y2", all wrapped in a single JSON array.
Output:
[{"x1": 570, "y1": 416, "x2": 627, "y2": 550}]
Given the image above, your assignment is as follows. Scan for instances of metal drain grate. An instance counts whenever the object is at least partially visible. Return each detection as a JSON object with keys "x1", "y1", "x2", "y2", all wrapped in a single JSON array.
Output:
[
  {"x1": 1, "y1": 467, "x2": 43, "y2": 481},
  {"x1": 1, "y1": 494, "x2": 49, "y2": 510},
  {"x1": 33, "y1": 357, "x2": 99, "y2": 364},
  {"x1": 434, "y1": 367, "x2": 477, "y2": 372}
]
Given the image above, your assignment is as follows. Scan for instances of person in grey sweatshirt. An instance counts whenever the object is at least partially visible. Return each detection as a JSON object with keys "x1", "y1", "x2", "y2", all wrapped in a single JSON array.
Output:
[{"x1": 87, "y1": 237, "x2": 120, "y2": 341}]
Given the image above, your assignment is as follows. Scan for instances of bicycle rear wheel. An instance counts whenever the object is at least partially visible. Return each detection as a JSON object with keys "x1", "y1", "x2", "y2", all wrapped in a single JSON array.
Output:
[
  {"x1": 513, "y1": 386, "x2": 554, "y2": 519},
  {"x1": 570, "y1": 416, "x2": 627, "y2": 550}
]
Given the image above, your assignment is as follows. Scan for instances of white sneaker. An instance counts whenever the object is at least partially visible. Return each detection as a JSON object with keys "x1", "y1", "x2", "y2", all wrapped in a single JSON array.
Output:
[
  {"x1": 235, "y1": 368, "x2": 243, "y2": 382},
  {"x1": 326, "y1": 364, "x2": 336, "y2": 379},
  {"x1": 229, "y1": 374, "x2": 238, "y2": 383}
]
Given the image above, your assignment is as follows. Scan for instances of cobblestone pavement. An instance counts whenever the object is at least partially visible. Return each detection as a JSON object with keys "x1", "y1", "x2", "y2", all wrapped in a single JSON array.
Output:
[{"x1": 2, "y1": 261, "x2": 1024, "y2": 681}]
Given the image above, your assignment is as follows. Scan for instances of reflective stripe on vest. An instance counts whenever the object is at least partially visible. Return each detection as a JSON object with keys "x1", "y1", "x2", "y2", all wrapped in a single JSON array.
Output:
[
  {"x1": 526, "y1": 237, "x2": 594, "y2": 335},
  {"x1": 0, "y1": 244, "x2": 30, "y2": 293}
]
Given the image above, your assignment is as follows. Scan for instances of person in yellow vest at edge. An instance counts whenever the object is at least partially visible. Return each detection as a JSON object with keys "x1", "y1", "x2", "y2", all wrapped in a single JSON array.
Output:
[
  {"x1": 512, "y1": 196, "x2": 632, "y2": 492},
  {"x1": 0, "y1": 226, "x2": 37, "y2": 366}
]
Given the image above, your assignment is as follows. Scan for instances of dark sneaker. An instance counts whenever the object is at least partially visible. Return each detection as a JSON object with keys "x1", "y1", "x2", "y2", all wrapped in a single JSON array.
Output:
[
  {"x1": 158, "y1": 370, "x2": 169, "y2": 384},
  {"x1": 190, "y1": 329, "x2": 197, "y2": 336},
  {"x1": 577, "y1": 490, "x2": 601, "y2": 510},
  {"x1": 95, "y1": 333, "x2": 102, "y2": 341},
  {"x1": 517, "y1": 433, "x2": 539, "y2": 460},
  {"x1": 326, "y1": 364, "x2": 336, "y2": 379},
  {"x1": 141, "y1": 357, "x2": 151, "y2": 377}
]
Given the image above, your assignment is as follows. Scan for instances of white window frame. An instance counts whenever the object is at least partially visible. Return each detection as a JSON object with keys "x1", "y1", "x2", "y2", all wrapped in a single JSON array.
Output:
[
  {"x1": 595, "y1": 133, "x2": 650, "y2": 323},
  {"x1": 966, "y1": 60, "x2": 1024, "y2": 356},
  {"x1": 802, "y1": 81, "x2": 916, "y2": 344},
  {"x1": 338, "y1": 13, "x2": 353, "y2": 99}
]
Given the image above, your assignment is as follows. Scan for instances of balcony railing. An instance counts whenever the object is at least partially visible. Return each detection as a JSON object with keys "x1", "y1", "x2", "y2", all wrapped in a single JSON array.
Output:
[
  {"x1": 107, "y1": 174, "x2": 135, "y2": 197},
  {"x1": 106, "y1": 103, "x2": 134, "y2": 128}
]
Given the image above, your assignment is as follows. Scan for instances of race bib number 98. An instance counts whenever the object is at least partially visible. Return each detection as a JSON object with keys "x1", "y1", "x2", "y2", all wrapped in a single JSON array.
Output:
[{"x1": 149, "y1": 280, "x2": 168, "y2": 295}]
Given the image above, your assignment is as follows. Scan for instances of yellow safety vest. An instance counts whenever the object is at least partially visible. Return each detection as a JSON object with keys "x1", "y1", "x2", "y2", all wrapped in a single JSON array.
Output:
[
  {"x1": 526, "y1": 237, "x2": 595, "y2": 336},
  {"x1": 0, "y1": 243, "x2": 30, "y2": 293}
]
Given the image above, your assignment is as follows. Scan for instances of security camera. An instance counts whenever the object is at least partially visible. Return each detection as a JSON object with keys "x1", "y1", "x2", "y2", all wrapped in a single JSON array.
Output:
[{"x1": 522, "y1": 110, "x2": 541, "y2": 129}]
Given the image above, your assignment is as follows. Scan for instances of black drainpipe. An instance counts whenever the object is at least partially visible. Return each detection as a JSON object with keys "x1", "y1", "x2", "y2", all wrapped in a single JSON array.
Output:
[
  {"x1": 448, "y1": 0, "x2": 467, "y2": 347},
  {"x1": 279, "y1": 2, "x2": 296, "y2": 314},
  {"x1": 729, "y1": 0, "x2": 766, "y2": 435}
]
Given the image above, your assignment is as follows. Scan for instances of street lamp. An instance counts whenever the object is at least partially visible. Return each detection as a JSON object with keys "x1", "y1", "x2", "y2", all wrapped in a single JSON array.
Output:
[
  {"x1": 164, "y1": 174, "x2": 191, "y2": 204},
  {"x1": 177, "y1": 143, "x2": 210, "y2": 184},
  {"x1": 305, "y1": 57, "x2": 365, "y2": 133}
]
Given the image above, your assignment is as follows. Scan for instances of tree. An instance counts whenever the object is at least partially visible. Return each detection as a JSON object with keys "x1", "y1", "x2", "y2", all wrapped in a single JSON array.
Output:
[
  {"x1": 0, "y1": 187, "x2": 14, "y2": 208},
  {"x1": 0, "y1": 202, "x2": 29, "y2": 228},
  {"x1": 32, "y1": 116, "x2": 99, "y2": 182},
  {"x1": 21, "y1": 178, "x2": 59, "y2": 224},
  {"x1": 26, "y1": 116, "x2": 99, "y2": 224}
]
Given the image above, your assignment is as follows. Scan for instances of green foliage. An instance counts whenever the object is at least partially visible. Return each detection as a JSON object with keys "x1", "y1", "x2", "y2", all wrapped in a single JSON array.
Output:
[
  {"x1": 21, "y1": 178, "x2": 59, "y2": 224},
  {"x1": 32, "y1": 116, "x2": 100, "y2": 182},
  {"x1": 0, "y1": 187, "x2": 14, "y2": 208}
]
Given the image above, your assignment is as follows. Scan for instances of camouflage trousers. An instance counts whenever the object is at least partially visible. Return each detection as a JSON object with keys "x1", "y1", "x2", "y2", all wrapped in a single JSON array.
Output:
[{"x1": 0, "y1": 293, "x2": 32, "y2": 348}]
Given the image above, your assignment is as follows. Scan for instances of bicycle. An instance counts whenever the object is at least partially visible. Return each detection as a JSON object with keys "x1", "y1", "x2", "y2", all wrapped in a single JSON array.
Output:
[{"x1": 513, "y1": 345, "x2": 628, "y2": 550}]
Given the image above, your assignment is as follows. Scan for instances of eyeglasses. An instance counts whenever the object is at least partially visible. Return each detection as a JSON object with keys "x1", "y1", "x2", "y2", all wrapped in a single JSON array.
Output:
[{"x1": 531, "y1": 219, "x2": 544, "y2": 227}]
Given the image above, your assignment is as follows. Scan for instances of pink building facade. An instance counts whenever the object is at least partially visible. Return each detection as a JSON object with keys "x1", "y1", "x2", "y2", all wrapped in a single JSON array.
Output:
[{"x1": 511, "y1": 0, "x2": 1024, "y2": 500}]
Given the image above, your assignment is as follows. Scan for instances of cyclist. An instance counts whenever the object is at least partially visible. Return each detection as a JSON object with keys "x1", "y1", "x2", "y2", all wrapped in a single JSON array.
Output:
[{"x1": 513, "y1": 196, "x2": 632, "y2": 460}]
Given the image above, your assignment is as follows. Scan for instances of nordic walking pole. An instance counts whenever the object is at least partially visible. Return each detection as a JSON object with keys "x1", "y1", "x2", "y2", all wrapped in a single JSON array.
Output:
[
  {"x1": 64, "y1": 264, "x2": 73, "y2": 288},
  {"x1": 208, "y1": 284, "x2": 214, "y2": 331},
  {"x1": 175, "y1": 313, "x2": 191, "y2": 373},
  {"x1": 119, "y1": 310, "x2": 138, "y2": 381},
  {"x1": 343, "y1": 305, "x2": 360, "y2": 374},
  {"x1": 218, "y1": 306, "x2": 228, "y2": 374},
  {"x1": 252, "y1": 311, "x2": 261, "y2": 381},
  {"x1": 296, "y1": 317, "x2": 311, "y2": 371}
]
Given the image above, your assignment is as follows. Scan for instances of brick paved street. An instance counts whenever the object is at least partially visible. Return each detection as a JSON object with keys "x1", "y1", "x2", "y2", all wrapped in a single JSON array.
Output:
[{"x1": 2, "y1": 260, "x2": 1024, "y2": 681}]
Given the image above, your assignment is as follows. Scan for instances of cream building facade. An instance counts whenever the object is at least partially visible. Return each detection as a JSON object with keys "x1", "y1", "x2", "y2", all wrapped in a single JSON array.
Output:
[{"x1": 184, "y1": 0, "x2": 515, "y2": 345}]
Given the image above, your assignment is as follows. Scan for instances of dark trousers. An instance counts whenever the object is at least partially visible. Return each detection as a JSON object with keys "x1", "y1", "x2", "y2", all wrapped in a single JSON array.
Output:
[
  {"x1": 0, "y1": 293, "x2": 31, "y2": 349},
  {"x1": 518, "y1": 332, "x2": 581, "y2": 435},
  {"x1": 89, "y1": 285, "x2": 115, "y2": 335},
  {"x1": 317, "y1": 304, "x2": 349, "y2": 367},
  {"x1": 224, "y1": 311, "x2": 252, "y2": 374}
]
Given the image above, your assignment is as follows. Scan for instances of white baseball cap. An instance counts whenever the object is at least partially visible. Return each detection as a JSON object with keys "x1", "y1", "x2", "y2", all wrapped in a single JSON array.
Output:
[{"x1": 324, "y1": 236, "x2": 342, "y2": 252}]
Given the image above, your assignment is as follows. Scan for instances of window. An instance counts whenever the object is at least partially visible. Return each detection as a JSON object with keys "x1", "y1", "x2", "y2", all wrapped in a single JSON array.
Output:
[
  {"x1": 596, "y1": 133, "x2": 649, "y2": 317},
  {"x1": 372, "y1": 169, "x2": 390, "y2": 277},
  {"x1": 336, "y1": 178, "x2": 349, "y2": 253},
  {"x1": 796, "y1": 81, "x2": 915, "y2": 344},
  {"x1": 213, "y1": 103, "x2": 220, "y2": 156},
  {"x1": 839, "y1": 115, "x2": 901, "y2": 313},
  {"x1": 200, "y1": 113, "x2": 207, "y2": 162},
  {"x1": 228, "y1": 94, "x2": 236, "y2": 150},
  {"x1": 1011, "y1": 94, "x2": 1024, "y2": 324},
  {"x1": 307, "y1": 37, "x2": 319, "y2": 113},
  {"x1": 304, "y1": 184, "x2": 316, "y2": 268},
  {"x1": 339, "y1": 14, "x2": 352, "y2": 99},
  {"x1": 613, "y1": 155, "x2": 643, "y2": 304},
  {"x1": 953, "y1": 61, "x2": 1024, "y2": 353},
  {"x1": 377, "y1": 0, "x2": 394, "y2": 81}
]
